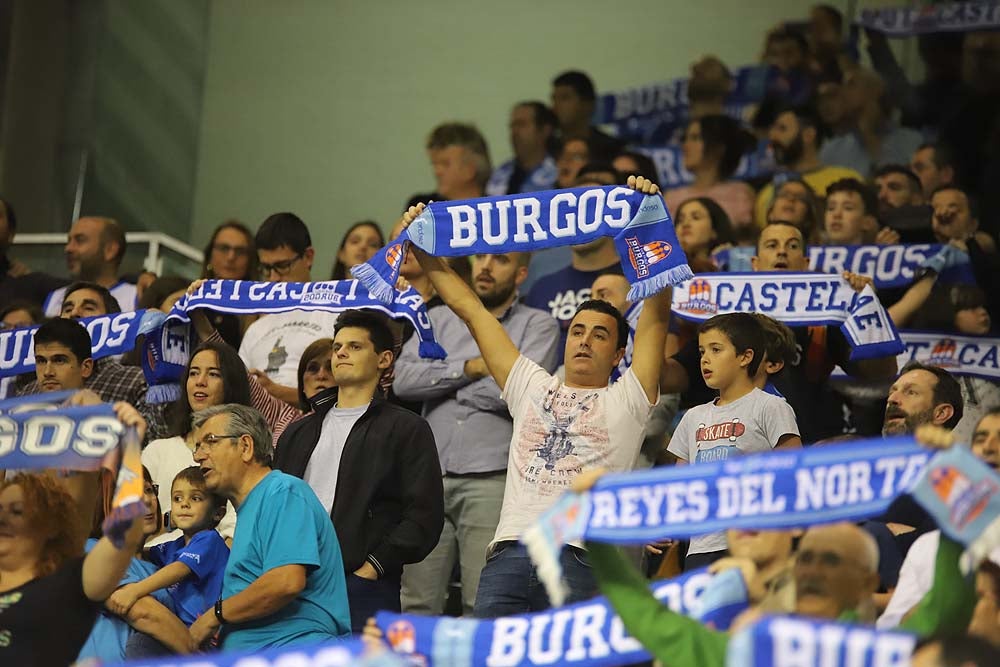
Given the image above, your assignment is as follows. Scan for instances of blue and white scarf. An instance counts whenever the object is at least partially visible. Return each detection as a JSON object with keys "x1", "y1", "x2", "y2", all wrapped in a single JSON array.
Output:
[
  {"x1": 897, "y1": 331, "x2": 1000, "y2": 381},
  {"x1": 523, "y1": 436, "x2": 929, "y2": 605},
  {"x1": 727, "y1": 615, "x2": 916, "y2": 667},
  {"x1": 670, "y1": 272, "x2": 904, "y2": 360},
  {"x1": 352, "y1": 186, "x2": 693, "y2": 304},
  {"x1": 635, "y1": 145, "x2": 769, "y2": 190},
  {"x1": 109, "y1": 638, "x2": 403, "y2": 667},
  {"x1": 0, "y1": 391, "x2": 144, "y2": 547},
  {"x1": 0, "y1": 310, "x2": 165, "y2": 379},
  {"x1": 372, "y1": 567, "x2": 745, "y2": 667},
  {"x1": 141, "y1": 279, "x2": 446, "y2": 402},
  {"x1": 857, "y1": 1, "x2": 1000, "y2": 36}
]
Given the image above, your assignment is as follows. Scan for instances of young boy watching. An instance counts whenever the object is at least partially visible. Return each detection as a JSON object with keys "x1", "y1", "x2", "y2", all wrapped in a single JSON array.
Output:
[
  {"x1": 751, "y1": 313, "x2": 798, "y2": 394},
  {"x1": 107, "y1": 467, "x2": 230, "y2": 626},
  {"x1": 667, "y1": 313, "x2": 801, "y2": 569}
]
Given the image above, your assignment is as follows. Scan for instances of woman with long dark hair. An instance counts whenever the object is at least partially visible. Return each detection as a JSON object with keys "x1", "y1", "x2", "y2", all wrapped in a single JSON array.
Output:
[
  {"x1": 199, "y1": 222, "x2": 259, "y2": 348},
  {"x1": 330, "y1": 221, "x2": 385, "y2": 280},
  {"x1": 673, "y1": 196, "x2": 735, "y2": 272}
]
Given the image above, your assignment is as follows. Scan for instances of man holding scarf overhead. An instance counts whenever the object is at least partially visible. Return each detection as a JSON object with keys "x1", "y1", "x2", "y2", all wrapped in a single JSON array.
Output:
[{"x1": 403, "y1": 175, "x2": 674, "y2": 617}]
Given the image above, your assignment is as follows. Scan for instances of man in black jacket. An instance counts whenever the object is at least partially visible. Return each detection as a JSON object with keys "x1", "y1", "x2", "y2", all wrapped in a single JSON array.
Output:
[{"x1": 274, "y1": 309, "x2": 444, "y2": 632}]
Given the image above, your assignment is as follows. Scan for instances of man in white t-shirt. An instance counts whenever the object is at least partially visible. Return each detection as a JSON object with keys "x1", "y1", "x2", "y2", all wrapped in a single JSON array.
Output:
[
  {"x1": 239, "y1": 213, "x2": 340, "y2": 404},
  {"x1": 405, "y1": 175, "x2": 672, "y2": 617},
  {"x1": 44, "y1": 216, "x2": 137, "y2": 317}
]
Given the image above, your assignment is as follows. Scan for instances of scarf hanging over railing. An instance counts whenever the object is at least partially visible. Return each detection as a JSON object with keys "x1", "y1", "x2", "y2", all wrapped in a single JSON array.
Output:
[
  {"x1": 109, "y1": 638, "x2": 404, "y2": 667},
  {"x1": 141, "y1": 279, "x2": 446, "y2": 403},
  {"x1": 351, "y1": 186, "x2": 693, "y2": 304},
  {"x1": 372, "y1": 566, "x2": 746, "y2": 667},
  {"x1": 857, "y1": 1, "x2": 1000, "y2": 36},
  {"x1": 0, "y1": 391, "x2": 143, "y2": 548},
  {"x1": 0, "y1": 310, "x2": 165, "y2": 379},
  {"x1": 727, "y1": 615, "x2": 916, "y2": 667},
  {"x1": 670, "y1": 272, "x2": 904, "y2": 360}
]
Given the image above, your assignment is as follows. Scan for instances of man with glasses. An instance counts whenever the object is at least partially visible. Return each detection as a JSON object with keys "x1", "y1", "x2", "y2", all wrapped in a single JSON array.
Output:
[
  {"x1": 238, "y1": 213, "x2": 341, "y2": 405},
  {"x1": 189, "y1": 403, "x2": 351, "y2": 650}
]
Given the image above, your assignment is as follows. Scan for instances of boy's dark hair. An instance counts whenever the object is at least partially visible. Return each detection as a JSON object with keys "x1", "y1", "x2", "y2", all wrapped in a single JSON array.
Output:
[
  {"x1": 899, "y1": 361, "x2": 964, "y2": 429},
  {"x1": 33, "y1": 318, "x2": 92, "y2": 364},
  {"x1": 172, "y1": 466, "x2": 227, "y2": 525},
  {"x1": 63, "y1": 281, "x2": 122, "y2": 315},
  {"x1": 255, "y1": 213, "x2": 312, "y2": 254},
  {"x1": 752, "y1": 313, "x2": 797, "y2": 368},
  {"x1": 613, "y1": 151, "x2": 660, "y2": 186},
  {"x1": 573, "y1": 299, "x2": 630, "y2": 351},
  {"x1": 334, "y1": 309, "x2": 396, "y2": 356},
  {"x1": 552, "y1": 70, "x2": 597, "y2": 101},
  {"x1": 575, "y1": 162, "x2": 621, "y2": 186},
  {"x1": 826, "y1": 178, "x2": 879, "y2": 217},
  {"x1": 168, "y1": 340, "x2": 253, "y2": 437},
  {"x1": 699, "y1": 313, "x2": 766, "y2": 377},
  {"x1": 873, "y1": 164, "x2": 922, "y2": 194}
]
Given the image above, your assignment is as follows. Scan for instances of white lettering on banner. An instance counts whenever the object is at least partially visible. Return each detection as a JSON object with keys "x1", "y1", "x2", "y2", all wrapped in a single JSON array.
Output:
[
  {"x1": 589, "y1": 479, "x2": 711, "y2": 528},
  {"x1": 85, "y1": 312, "x2": 136, "y2": 350},
  {"x1": 0, "y1": 414, "x2": 121, "y2": 458},
  {"x1": 767, "y1": 617, "x2": 914, "y2": 667},
  {"x1": 808, "y1": 245, "x2": 933, "y2": 284},
  {"x1": 0, "y1": 329, "x2": 33, "y2": 371},
  {"x1": 447, "y1": 188, "x2": 634, "y2": 249},
  {"x1": 717, "y1": 472, "x2": 788, "y2": 518}
]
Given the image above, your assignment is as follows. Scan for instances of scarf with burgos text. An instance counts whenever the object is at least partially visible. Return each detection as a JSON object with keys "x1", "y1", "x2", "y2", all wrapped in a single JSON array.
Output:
[
  {"x1": 0, "y1": 391, "x2": 144, "y2": 548},
  {"x1": 352, "y1": 186, "x2": 693, "y2": 304},
  {"x1": 141, "y1": 279, "x2": 445, "y2": 403},
  {"x1": 372, "y1": 566, "x2": 746, "y2": 667},
  {"x1": 0, "y1": 310, "x2": 165, "y2": 379},
  {"x1": 110, "y1": 637, "x2": 405, "y2": 667},
  {"x1": 857, "y1": 1, "x2": 1000, "y2": 36},
  {"x1": 670, "y1": 272, "x2": 904, "y2": 360}
]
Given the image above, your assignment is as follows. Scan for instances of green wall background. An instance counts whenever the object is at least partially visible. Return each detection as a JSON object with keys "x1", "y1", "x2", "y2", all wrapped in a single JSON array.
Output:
[{"x1": 192, "y1": 1, "x2": 836, "y2": 276}]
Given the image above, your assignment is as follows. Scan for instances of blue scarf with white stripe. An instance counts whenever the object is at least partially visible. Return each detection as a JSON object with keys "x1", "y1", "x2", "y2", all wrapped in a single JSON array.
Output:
[{"x1": 352, "y1": 186, "x2": 693, "y2": 303}]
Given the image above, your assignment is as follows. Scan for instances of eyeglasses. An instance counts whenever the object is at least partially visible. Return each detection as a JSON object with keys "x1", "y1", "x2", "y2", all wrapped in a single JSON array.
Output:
[
  {"x1": 213, "y1": 243, "x2": 250, "y2": 257},
  {"x1": 259, "y1": 254, "x2": 303, "y2": 278},
  {"x1": 194, "y1": 433, "x2": 243, "y2": 453}
]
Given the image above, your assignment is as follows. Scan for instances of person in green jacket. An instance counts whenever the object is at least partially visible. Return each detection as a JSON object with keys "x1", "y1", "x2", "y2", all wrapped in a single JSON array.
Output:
[{"x1": 574, "y1": 469, "x2": 978, "y2": 667}]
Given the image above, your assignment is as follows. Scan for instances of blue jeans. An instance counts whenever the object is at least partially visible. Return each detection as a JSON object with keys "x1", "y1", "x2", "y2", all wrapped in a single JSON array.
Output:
[
  {"x1": 473, "y1": 542, "x2": 597, "y2": 618},
  {"x1": 346, "y1": 573, "x2": 401, "y2": 634}
]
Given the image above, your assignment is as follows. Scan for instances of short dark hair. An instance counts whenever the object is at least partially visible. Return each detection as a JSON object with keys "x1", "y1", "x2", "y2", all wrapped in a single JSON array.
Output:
[
  {"x1": 775, "y1": 103, "x2": 827, "y2": 145},
  {"x1": 900, "y1": 361, "x2": 964, "y2": 429},
  {"x1": 0, "y1": 196, "x2": 17, "y2": 232},
  {"x1": 575, "y1": 162, "x2": 621, "y2": 186},
  {"x1": 138, "y1": 276, "x2": 189, "y2": 311},
  {"x1": 694, "y1": 115, "x2": 757, "y2": 180},
  {"x1": 930, "y1": 184, "x2": 979, "y2": 219},
  {"x1": 761, "y1": 219, "x2": 809, "y2": 255},
  {"x1": 0, "y1": 301, "x2": 42, "y2": 327},
  {"x1": 168, "y1": 340, "x2": 252, "y2": 438},
  {"x1": 330, "y1": 221, "x2": 385, "y2": 281},
  {"x1": 296, "y1": 337, "x2": 333, "y2": 410},
  {"x1": 613, "y1": 151, "x2": 660, "y2": 186},
  {"x1": 917, "y1": 141, "x2": 956, "y2": 171},
  {"x1": 171, "y1": 466, "x2": 227, "y2": 526},
  {"x1": 873, "y1": 164, "x2": 922, "y2": 194},
  {"x1": 97, "y1": 218, "x2": 127, "y2": 266},
  {"x1": 572, "y1": 299, "x2": 629, "y2": 351},
  {"x1": 676, "y1": 197, "x2": 735, "y2": 252},
  {"x1": 753, "y1": 313, "x2": 797, "y2": 367},
  {"x1": 516, "y1": 101, "x2": 558, "y2": 131},
  {"x1": 699, "y1": 312, "x2": 766, "y2": 377},
  {"x1": 334, "y1": 309, "x2": 396, "y2": 357},
  {"x1": 203, "y1": 221, "x2": 257, "y2": 280},
  {"x1": 826, "y1": 178, "x2": 879, "y2": 217},
  {"x1": 255, "y1": 213, "x2": 312, "y2": 254},
  {"x1": 552, "y1": 70, "x2": 597, "y2": 101},
  {"x1": 34, "y1": 318, "x2": 92, "y2": 364},
  {"x1": 63, "y1": 281, "x2": 122, "y2": 315}
]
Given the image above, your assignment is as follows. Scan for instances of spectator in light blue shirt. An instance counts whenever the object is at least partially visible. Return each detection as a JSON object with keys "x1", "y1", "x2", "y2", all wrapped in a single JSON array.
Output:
[
  {"x1": 486, "y1": 101, "x2": 559, "y2": 197},
  {"x1": 188, "y1": 403, "x2": 350, "y2": 650}
]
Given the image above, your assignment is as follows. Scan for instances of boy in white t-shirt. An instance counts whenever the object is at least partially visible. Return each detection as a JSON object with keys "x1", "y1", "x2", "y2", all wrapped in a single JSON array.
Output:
[
  {"x1": 404, "y1": 176, "x2": 672, "y2": 617},
  {"x1": 667, "y1": 313, "x2": 801, "y2": 570}
]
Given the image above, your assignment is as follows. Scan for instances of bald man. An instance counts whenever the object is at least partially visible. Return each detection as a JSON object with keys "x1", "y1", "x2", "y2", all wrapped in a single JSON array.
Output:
[{"x1": 44, "y1": 216, "x2": 137, "y2": 317}]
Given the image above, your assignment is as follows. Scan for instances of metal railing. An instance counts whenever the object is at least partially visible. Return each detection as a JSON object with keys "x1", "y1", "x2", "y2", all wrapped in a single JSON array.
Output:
[{"x1": 13, "y1": 232, "x2": 203, "y2": 278}]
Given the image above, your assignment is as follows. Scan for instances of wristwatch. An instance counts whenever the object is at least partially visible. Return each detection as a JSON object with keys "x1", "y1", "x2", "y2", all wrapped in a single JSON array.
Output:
[{"x1": 214, "y1": 598, "x2": 227, "y2": 625}]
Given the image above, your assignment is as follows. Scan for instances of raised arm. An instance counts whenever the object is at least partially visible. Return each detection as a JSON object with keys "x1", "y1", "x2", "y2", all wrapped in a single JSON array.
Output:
[
  {"x1": 404, "y1": 204, "x2": 520, "y2": 390},
  {"x1": 627, "y1": 176, "x2": 672, "y2": 404}
]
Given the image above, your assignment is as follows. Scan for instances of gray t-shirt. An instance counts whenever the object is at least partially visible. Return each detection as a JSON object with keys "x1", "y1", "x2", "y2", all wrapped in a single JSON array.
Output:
[
  {"x1": 667, "y1": 388, "x2": 799, "y2": 555},
  {"x1": 303, "y1": 402, "x2": 369, "y2": 513}
]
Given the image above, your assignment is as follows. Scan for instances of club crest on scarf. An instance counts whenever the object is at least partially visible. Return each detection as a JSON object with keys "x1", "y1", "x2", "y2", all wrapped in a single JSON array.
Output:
[
  {"x1": 897, "y1": 332, "x2": 1000, "y2": 380},
  {"x1": 676, "y1": 279, "x2": 718, "y2": 316},
  {"x1": 930, "y1": 465, "x2": 998, "y2": 530},
  {"x1": 625, "y1": 237, "x2": 672, "y2": 278}
]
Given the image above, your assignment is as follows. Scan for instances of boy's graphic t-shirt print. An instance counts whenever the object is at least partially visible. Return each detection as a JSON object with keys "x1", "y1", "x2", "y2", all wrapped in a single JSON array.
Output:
[{"x1": 492, "y1": 356, "x2": 653, "y2": 546}]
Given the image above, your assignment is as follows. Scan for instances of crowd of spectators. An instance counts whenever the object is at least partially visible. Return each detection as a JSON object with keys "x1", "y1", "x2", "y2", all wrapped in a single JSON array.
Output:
[{"x1": 0, "y1": 4, "x2": 999, "y2": 666}]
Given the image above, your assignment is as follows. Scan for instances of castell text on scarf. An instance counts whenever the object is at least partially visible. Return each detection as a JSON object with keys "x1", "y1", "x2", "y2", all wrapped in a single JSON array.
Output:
[
  {"x1": 670, "y1": 272, "x2": 904, "y2": 359},
  {"x1": 371, "y1": 566, "x2": 745, "y2": 667},
  {"x1": 0, "y1": 309, "x2": 165, "y2": 378},
  {"x1": 352, "y1": 185, "x2": 693, "y2": 303},
  {"x1": 857, "y1": 1, "x2": 1000, "y2": 36}
]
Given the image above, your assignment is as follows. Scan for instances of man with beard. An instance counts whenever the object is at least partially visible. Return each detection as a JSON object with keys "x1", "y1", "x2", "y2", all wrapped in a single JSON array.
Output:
[
  {"x1": 393, "y1": 251, "x2": 559, "y2": 616},
  {"x1": 881, "y1": 362, "x2": 964, "y2": 438},
  {"x1": 43, "y1": 216, "x2": 137, "y2": 317},
  {"x1": 753, "y1": 105, "x2": 863, "y2": 226}
]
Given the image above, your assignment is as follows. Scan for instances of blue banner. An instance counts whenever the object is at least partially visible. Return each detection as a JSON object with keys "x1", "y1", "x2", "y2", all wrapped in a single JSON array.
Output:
[
  {"x1": 373, "y1": 566, "x2": 743, "y2": 667},
  {"x1": 857, "y1": 2, "x2": 1000, "y2": 37},
  {"x1": 110, "y1": 639, "x2": 406, "y2": 667},
  {"x1": 0, "y1": 310, "x2": 165, "y2": 379},
  {"x1": 897, "y1": 331, "x2": 1000, "y2": 381},
  {"x1": 636, "y1": 144, "x2": 770, "y2": 190},
  {"x1": 727, "y1": 615, "x2": 916, "y2": 667}
]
